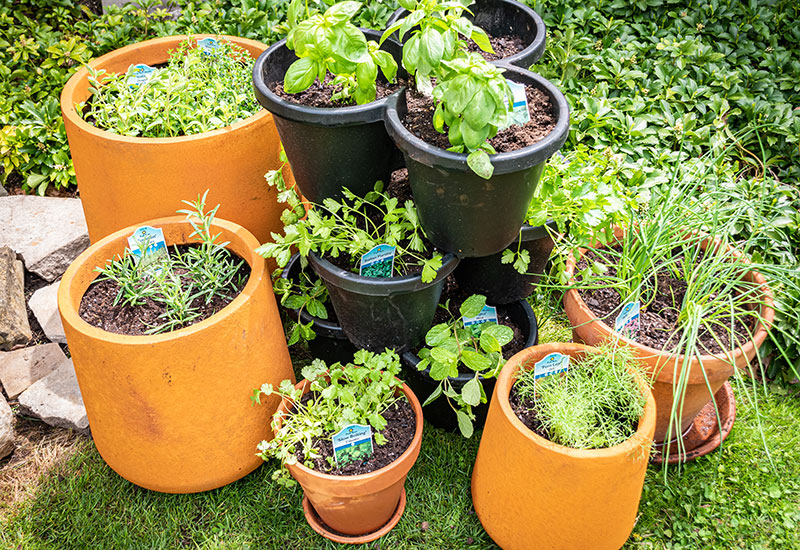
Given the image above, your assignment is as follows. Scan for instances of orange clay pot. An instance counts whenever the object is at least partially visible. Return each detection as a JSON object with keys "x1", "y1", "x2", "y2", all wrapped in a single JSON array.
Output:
[
  {"x1": 57, "y1": 216, "x2": 294, "y2": 493},
  {"x1": 563, "y1": 227, "x2": 774, "y2": 442},
  {"x1": 61, "y1": 34, "x2": 293, "y2": 245},
  {"x1": 471, "y1": 343, "x2": 655, "y2": 550},
  {"x1": 275, "y1": 378, "x2": 423, "y2": 538}
]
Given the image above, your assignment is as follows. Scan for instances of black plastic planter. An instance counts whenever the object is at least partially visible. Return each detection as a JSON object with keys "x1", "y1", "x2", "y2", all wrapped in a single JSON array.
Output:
[
  {"x1": 386, "y1": 0, "x2": 546, "y2": 68},
  {"x1": 454, "y1": 221, "x2": 558, "y2": 305},
  {"x1": 281, "y1": 254, "x2": 357, "y2": 365},
  {"x1": 252, "y1": 29, "x2": 405, "y2": 204},
  {"x1": 401, "y1": 300, "x2": 538, "y2": 432},
  {"x1": 307, "y1": 252, "x2": 460, "y2": 353},
  {"x1": 384, "y1": 66, "x2": 569, "y2": 257}
]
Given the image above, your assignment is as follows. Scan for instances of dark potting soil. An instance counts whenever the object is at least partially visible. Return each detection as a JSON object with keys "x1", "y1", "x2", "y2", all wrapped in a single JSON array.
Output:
[
  {"x1": 271, "y1": 74, "x2": 401, "y2": 108},
  {"x1": 294, "y1": 397, "x2": 416, "y2": 476},
  {"x1": 79, "y1": 245, "x2": 249, "y2": 336},
  {"x1": 402, "y1": 83, "x2": 556, "y2": 153},
  {"x1": 467, "y1": 34, "x2": 526, "y2": 61},
  {"x1": 576, "y1": 249, "x2": 757, "y2": 355}
]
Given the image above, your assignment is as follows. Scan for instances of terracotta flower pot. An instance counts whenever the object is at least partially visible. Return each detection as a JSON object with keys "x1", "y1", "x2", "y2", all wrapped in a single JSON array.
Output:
[
  {"x1": 471, "y1": 343, "x2": 656, "y2": 550},
  {"x1": 61, "y1": 34, "x2": 293, "y2": 245},
  {"x1": 57, "y1": 216, "x2": 294, "y2": 493},
  {"x1": 275, "y1": 378, "x2": 423, "y2": 538},
  {"x1": 562, "y1": 227, "x2": 774, "y2": 442}
]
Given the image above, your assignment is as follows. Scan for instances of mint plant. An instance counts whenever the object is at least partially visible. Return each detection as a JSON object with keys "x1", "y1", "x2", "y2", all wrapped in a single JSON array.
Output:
[
  {"x1": 283, "y1": 0, "x2": 397, "y2": 104},
  {"x1": 416, "y1": 294, "x2": 514, "y2": 438},
  {"x1": 273, "y1": 268, "x2": 330, "y2": 345},
  {"x1": 253, "y1": 350, "x2": 406, "y2": 485}
]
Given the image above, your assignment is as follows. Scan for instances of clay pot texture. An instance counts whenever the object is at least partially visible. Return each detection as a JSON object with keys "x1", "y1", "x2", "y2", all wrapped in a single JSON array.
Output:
[
  {"x1": 61, "y1": 35, "x2": 291, "y2": 244},
  {"x1": 562, "y1": 227, "x2": 774, "y2": 442},
  {"x1": 276, "y1": 378, "x2": 423, "y2": 536},
  {"x1": 471, "y1": 343, "x2": 656, "y2": 550},
  {"x1": 57, "y1": 216, "x2": 294, "y2": 493}
]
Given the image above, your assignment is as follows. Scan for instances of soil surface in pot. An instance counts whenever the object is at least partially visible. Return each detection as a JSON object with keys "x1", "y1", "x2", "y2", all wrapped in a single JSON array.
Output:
[
  {"x1": 79, "y1": 244, "x2": 250, "y2": 335},
  {"x1": 468, "y1": 34, "x2": 526, "y2": 61},
  {"x1": 402, "y1": 83, "x2": 556, "y2": 153},
  {"x1": 293, "y1": 397, "x2": 416, "y2": 476},
  {"x1": 575, "y1": 248, "x2": 757, "y2": 355},
  {"x1": 270, "y1": 74, "x2": 403, "y2": 108}
]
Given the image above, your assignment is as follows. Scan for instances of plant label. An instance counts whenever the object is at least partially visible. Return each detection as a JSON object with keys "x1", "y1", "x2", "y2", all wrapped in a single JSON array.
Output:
[
  {"x1": 127, "y1": 226, "x2": 168, "y2": 269},
  {"x1": 614, "y1": 300, "x2": 641, "y2": 339},
  {"x1": 197, "y1": 38, "x2": 220, "y2": 54},
  {"x1": 332, "y1": 424, "x2": 374, "y2": 467},
  {"x1": 126, "y1": 64, "x2": 156, "y2": 89},
  {"x1": 506, "y1": 80, "x2": 530, "y2": 127},
  {"x1": 463, "y1": 306, "x2": 499, "y2": 327},
  {"x1": 360, "y1": 244, "x2": 396, "y2": 278},
  {"x1": 533, "y1": 352, "x2": 570, "y2": 380}
]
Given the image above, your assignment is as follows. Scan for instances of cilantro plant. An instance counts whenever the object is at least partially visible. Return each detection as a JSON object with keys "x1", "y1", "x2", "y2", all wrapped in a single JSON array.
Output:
[
  {"x1": 416, "y1": 294, "x2": 514, "y2": 438},
  {"x1": 256, "y1": 166, "x2": 444, "y2": 283},
  {"x1": 81, "y1": 37, "x2": 259, "y2": 137},
  {"x1": 283, "y1": 0, "x2": 397, "y2": 104},
  {"x1": 252, "y1": 350, "x2": 406, "y2": 485}
]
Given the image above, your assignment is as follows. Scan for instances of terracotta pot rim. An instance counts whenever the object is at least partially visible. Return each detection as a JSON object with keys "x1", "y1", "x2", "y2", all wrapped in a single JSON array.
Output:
[
  {"x1": 60, "y1": 34, "x2": 272, "y2": 145},
  {"x1": 496, "y1": 342, "x2": 657, "y2": 459},
  {"x1": 563, "y1": 226, "x2": 775, "y2": 377},
  {"x1": 57, "y1": 215, "x2": 264, "y2": 344},
  {"x1": 279, "y1": 377, "x2": 423, "y2": 482}
]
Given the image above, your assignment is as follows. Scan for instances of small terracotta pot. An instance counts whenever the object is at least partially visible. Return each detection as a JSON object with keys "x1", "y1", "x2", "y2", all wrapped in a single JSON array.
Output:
[
  {"x1": 274, "y1": 378, "x2": 423, "y2": 537},
  {"x1": 562, "y1": 227, "x2": 774, "y2": 442},
  {"x1": 57, "y1": 216, "x2": 294, "y2": 493},
  {"x1": 471, "y1": 343, "x2": 656, "y2": 550},
  {"x1": 61, "y1": 34, "x2": 293, "y2": 245}
]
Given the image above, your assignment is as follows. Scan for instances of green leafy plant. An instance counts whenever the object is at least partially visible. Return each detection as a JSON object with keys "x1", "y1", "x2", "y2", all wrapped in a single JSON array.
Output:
[
  {"x1": 514, "y1": 341, "x2": 647, "y2": 449},
  {"x1": 272, "y1": 267, "x2": 330, "y2": 345},
  {"x1": 81, "y1": 36, "x2": 259, "y2": 137},
  {"x1": 282, "y1": 0, "x2": 397, "y2": 104},
  {"x1": 252, "y1": 349, "x2": 406, "y2": 486},
  {"x1": 415, "y1": 294, "x2": 514, "y2": 438}
]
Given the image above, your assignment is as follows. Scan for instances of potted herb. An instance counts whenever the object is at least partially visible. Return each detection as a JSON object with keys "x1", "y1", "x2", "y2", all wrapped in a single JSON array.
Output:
[
  {"x1": 61, "y1": 34, "x2": 290, "y2": 243},
  {"x1": 258, "y1": 168, "x2": 459, "y2": 353},
  {"x1": 56, "y1": 194, "x2": 294, "y2": 493},
  {"x1": 252, "y1": 0, "x2": 404, "y2": 203},
  {"x1": 385, "y1": 0, "x2": 547, "y2": 69},
  {"x1": 471, "y1": 342, "x2": 655, "y2": 550},
  {"x1": 454, "y1": 147, "x2": 638, "y2": 304},
  {"x1": 253, "y1": 350, "x2": 423, "y2": 543},
  {"x1": 401, "y1": 290, "x2": 538, "y2": 436}
]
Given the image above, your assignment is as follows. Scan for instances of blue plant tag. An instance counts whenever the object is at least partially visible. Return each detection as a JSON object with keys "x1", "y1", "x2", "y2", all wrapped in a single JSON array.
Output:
[
  {"x1": 463, "y1": 305, "x2": 499, "y2": 327},
  {"x1": 359, "y1": 244, "x2": 396, "y2": 278},
  {"x1": 506, "y1": 80, "x2": 530, "y2": 127},
  {"x1": 127, "y1": 64, "x2": 156, "y2": 89},
  {"x1": 332, "y1": 424, "x2": 374, "y2": 467},
  {"x1": 197, "y1": 37, "x2": 220, "y2": 53},
  {"x1": 614, "y1": 300, "x2": 641, "y2": 339},
  {"x1": 533, "y1": 352, "x2": 570, "y2": 380},
  {"x1": 127, "y1": 226, "x2": 168, "y2": 269}
]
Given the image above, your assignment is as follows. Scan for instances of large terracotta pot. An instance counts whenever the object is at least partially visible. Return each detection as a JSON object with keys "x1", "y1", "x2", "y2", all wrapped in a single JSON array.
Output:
[
  {"x1": 275, "y1": 378, "x2": 423, "y2": 538},
  {"x1": 61, "y1": 34, "x2": 292, "y2": 244},
  {"x1": 471, "y1": 343, "x2": 655, "y2": 550},
  {"x1": 57, "y1": 216, "x2": 294, "y2": 493},
  {"x1": 563, "y1": 227, "x2": 774, "y2": 442}
]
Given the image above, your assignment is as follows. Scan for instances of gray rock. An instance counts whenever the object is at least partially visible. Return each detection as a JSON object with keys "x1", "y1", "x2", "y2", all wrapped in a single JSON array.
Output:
[
  {"x1": 0, "y1": 196, "x2": 89, "y2": 282},
  {"x1": 29, "y1": 280, "x2": 66, "y2": 344},
  {"x1": 0, "y1": 245, "x2": 32, "y2": 350},
  {"x1": 0, "y1": 183, "x2": 8, "y2": 197},
  {"x1": 0, "y1": 343, "x2": 67, "y2": 399},
  {"x1": 17, "y1": 359, "x2": 89, "y2": 434},
  {"x1": 0, "y1": 393, "x2": 13, "y2": 460}
]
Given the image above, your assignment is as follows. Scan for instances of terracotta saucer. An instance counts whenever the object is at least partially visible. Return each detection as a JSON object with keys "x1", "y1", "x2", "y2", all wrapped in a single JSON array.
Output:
[
  {"x1": 302, "y1": 488, "x2": 407, "y2": 544},
  {"x1": 651, "y1": 381, "x2": 736, "y2": 464}
]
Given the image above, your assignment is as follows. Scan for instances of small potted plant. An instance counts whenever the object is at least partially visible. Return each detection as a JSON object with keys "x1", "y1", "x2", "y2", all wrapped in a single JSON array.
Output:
[
  {"x1": 258, "y1": 168, "x2": 459, "y2": 353},
  {"x1": 253, "y1": 350, "x2": 423, "y2": 543},
  {"x1": 253, "y1": 0, "x2": 404, "y2": 203},
  {"x1": 57, "y1": 193, "x2": 295, "y2": 493},
  {"x1": 61, "y1": 34, "x2": 289, "y2": 243},
  {"x1": 471, "y1": 342, "x2": 655, "y2": 550}
]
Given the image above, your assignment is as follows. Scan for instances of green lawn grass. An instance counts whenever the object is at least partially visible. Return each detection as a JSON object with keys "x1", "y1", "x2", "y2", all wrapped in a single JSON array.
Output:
[{"x1": 1, "y1": 312, "x2": 798, "y2": 549}]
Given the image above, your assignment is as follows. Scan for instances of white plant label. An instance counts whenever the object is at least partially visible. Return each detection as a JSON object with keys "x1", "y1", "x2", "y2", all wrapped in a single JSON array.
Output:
[
  {"x1": 127, "y1": 64, "x2": 156, "y2": 89},
  {"x1": 463, "y1": 305, "x2": 499, "y2": 327},
  {"x1": 127, "y1": 226, "x2": 167, "y2": 269},
  {"x1": 197, "y1": 37, "x2": 220, "y2": 53},
  {"x1": 533, "y1": 352, "x2": 570, "y2": 380},
  {"x1": 507, "y1": 80, "x2": 530, "y2": 127},
  {"x1": 614, "y1": 300, "x2": 641, "y2": 339},
  {"x1": 332, "y1": 424, "x2": 374, "y2": 467},
  {"x1": 359, "y1": 244, "x2": 396, "y2": 278}
]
